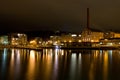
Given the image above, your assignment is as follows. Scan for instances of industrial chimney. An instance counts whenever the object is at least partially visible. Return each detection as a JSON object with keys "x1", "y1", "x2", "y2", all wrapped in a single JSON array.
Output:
[{"x1": 87, "y1": 8, "x2": 89, "y2": 29}]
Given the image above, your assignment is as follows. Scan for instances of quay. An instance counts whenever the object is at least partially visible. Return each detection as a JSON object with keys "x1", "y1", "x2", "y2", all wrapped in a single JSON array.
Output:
[
  {"x1": 0, "y1": 45, "x2": 42, "y2": 50},
  {"x1": 41, "y1": 46, "x2": 119, "y2": 50},
  {"x1": 0, "y1": 45, "x2": 119, "y2": 50}
]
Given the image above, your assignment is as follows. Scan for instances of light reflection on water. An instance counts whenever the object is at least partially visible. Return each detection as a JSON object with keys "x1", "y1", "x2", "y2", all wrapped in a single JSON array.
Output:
[{"x1": 0, "y1": 49, "x2": 120, "y2": 80}]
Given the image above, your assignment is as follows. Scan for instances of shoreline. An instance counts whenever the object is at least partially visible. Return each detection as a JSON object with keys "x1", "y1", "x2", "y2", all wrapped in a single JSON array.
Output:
[{"x1": 0, "y1": 45, "x2": 119, "y2": 50}]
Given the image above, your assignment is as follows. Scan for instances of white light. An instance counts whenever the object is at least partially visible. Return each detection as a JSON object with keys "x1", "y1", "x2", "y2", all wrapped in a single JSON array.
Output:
[
  {"x1": 78, "y1": 35, "x2": 81, "y2": 37},
  {"x1": 18, "y1": 33, "x2": 21, "y2": 37},
  {"x1": 50, "y1": 36, "x2": 53, "y2": 38},
  {"x1": 69, "y1": 40, "x2": 72, "y2": 43},
  {"x1": 64, "y1": 40, "x2": 66, "y2": 42},
  {"x1": 107, "y1": 43, "x2": 113, "y2": 45},
  {"x1": 91, "y1": 40, "x2": 94, "y2": 42},
  {"x1": 39, "y1": 41, "x2": 41, "y2": 43},
  {"x1": 71, "y1": 34, "x2": 77, "y2": 37},
  {"x1": 105, "y1": 39, "x2": 108, "y2": 41},
  {"x1": 55, "y1": 46, "x2": 59, "y2": 49},
  {"x1": 78, "y1": 40, "x2": 81, "y2": 42},
  {"x1": 100, "y1": 42, "x2": 102, "y2": 44},
  {"x1": 61, "y1": 43, "x2": 64, "y2": 45}
]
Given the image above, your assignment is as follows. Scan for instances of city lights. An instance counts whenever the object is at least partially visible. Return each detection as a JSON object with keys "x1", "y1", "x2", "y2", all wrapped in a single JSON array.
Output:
[{"x1": 0, "y1": 29, "x2": 120, "y2": 49}]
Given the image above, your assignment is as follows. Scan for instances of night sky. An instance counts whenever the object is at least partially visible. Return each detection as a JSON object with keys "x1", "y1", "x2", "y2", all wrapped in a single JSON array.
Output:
[{"x1": 0, "y1": 0, "x2": 120, "y2": 32}]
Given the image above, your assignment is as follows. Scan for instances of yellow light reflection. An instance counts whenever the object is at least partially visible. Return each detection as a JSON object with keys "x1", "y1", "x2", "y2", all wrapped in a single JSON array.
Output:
[
  {"x1": 89, "y1": 62, "x2": 94, "y2": 80},
  {"x1": 53, "y1": 49, "x2": 59, "y2": 80},
  {"x1": 89, "y1": 50, "x2": 99, "y2": 80},
  {"x1": 61, "y1": 50, "x2": 64, "y2": 56},
  {"x1": 11, "y1": 49, "x2": 15, "y2": 65},
  {"x1": 26, "y1": 50, "x2": 35, "y2": 80},
  {"x1": 30, "y1": 50, "x2": 35, "y2": 60},
  {"x1": 9, "y1": 49, "x2": 15, "y2": 77},
  {"x1": 103, "y1": 51, "x2": 108, "y2": 80},
  {"x1": 43, "y1": 49, "x2": 53, "y2": 80},
  {"x1": 70, "y1": 53, "x2": 77, "y2": 79},
  {"x1": 16, "y1": 49, "x2": 20, "y2": 63},
  {"x1": 55, "y1": 49, "x2": 59, "y2": 55}
]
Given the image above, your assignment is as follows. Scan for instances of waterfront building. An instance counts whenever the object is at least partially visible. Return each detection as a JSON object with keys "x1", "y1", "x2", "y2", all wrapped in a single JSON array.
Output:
[
  {"x1": 60, "y1": 34, "x2": 77, "y2": 43},
  {"x1": 0, "y1": 35, "x2": 9, "y2": 45},
  {"x1": 81, "y1": 28, "x2": 104, "y2": 43},
  {"x1": 80, "y1": 8, "x2": 104, "y2": 43},
  {"x1": 48, "y1": 34, "x2": 79, "y2": 47},
  {"x1": 114, "y1": 32, "x2": 120, "y2": 38},
  {"x1": 104, "y1": 31, "x2": 120, "y2": 39},
  {"x1": 60, "y1": 34, "x2": 79, "y2": 47},
  {"x1": 9, "y1": 33, "x2": 27, "y2": 46},
  {"x1": 104, "y1": 31, "x2": 115, "y2": 39},
  {"x1": 100, "y1": 38, "x2": 120, "y2": 47},
  {"x1": 99, "y1": 31, "x2": 120, "y2": 47},
  {"x1": 49, "y1": 35, "x2": 61, "y2": 46},
  {"x1": 29, "y1": 37, "x2": 42, "y2": 47}
]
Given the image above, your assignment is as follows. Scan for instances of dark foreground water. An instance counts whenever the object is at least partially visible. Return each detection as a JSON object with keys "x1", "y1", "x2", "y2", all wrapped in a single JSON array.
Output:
[{"x1": 0, "y1": 48, "x2": 120, "y2": 80}]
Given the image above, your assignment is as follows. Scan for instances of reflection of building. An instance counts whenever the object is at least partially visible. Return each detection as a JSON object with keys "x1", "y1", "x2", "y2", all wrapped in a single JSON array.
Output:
[
  {"x1": 9, "y1": 33, "x2": 27, "y2": 45},
  {"x1": 0, "y1": 35, "x2": 9, "y2": 45}
]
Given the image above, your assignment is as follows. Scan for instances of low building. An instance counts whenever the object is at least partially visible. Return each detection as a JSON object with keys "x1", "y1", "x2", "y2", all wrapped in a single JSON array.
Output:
[
  {"x1": 0, "y1": 35, "x2": 9, "y2": 45},
  {"x1": 104, "y1": 31, "x2": 120, "y2": 39},
  {"x1": 81, "y1": 28, "x2": 104, "y2": 42},
  {"x1": 60, "y1": 34, "x2": 78, "y2": 43},
  {"x1": 9, "y1": 33, "x2": 27, "y2": 46},
  {"x1": 100, "y1": 38, "x2": 120, "y2": 47},
  {"x1": 29, "y1": 37, "x2": 42, "y2": 47}
]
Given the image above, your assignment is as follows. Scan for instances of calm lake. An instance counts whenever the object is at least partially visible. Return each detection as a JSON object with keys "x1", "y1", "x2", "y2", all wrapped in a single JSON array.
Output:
[{"x1": 0, "y1": 48, "x2": 120, "y2": 80}]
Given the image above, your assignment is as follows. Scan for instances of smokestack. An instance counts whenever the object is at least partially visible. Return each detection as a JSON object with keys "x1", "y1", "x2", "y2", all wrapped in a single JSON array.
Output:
[{"x1": 87, "y1": 8, "x2": 89, "y2": 29}]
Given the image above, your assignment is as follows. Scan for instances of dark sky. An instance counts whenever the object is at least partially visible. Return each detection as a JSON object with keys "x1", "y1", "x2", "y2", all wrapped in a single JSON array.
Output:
[{"x1": 0, "y1": 0, "x2": 120, "y2": 32}]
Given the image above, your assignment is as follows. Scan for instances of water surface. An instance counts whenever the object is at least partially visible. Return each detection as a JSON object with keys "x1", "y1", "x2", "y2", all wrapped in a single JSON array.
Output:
[{"x1": 0, "y1": 48, "x2": 120, "y2": 80}]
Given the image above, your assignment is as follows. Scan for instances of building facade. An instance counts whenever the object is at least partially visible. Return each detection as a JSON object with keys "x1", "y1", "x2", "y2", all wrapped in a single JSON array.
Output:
[
  {"x1": 81, "y1": 28, "x2": 104, "y2": 43},
  {"x1": 0, "y1": 35, "x2": 9, "y2": 45},
  {"x1": 9, "y1": 33, "x2": 27, "y2": 46}
]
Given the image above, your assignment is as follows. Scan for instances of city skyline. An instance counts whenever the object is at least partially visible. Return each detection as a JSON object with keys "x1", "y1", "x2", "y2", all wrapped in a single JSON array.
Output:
[{"x1": 1, "y1": 1, "x2": 120, "y2": 79}]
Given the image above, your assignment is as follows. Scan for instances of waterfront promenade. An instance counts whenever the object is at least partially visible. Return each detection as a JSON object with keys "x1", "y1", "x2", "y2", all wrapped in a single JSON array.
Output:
[
  {"x1": 42, "y1": 46, "x2": 119, "y2": 50},
  {"x1": 0, "y1": 45, "x2": 119, "y2": 50},
  {"x1": 0, "y1": 45, "x2": 42, "y2": 50}
]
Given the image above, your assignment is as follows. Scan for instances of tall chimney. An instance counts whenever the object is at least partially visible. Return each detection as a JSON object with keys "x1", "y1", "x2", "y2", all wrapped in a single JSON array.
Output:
[{"x1": 87, "y1": 8, "x2": 89, "y2": 29}]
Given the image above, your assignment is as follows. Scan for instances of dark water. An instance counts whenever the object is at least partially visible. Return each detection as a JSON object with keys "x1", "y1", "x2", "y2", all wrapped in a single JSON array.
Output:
[{"x1": 0, "y1": 48, "x2": 120, "y2": 80}]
